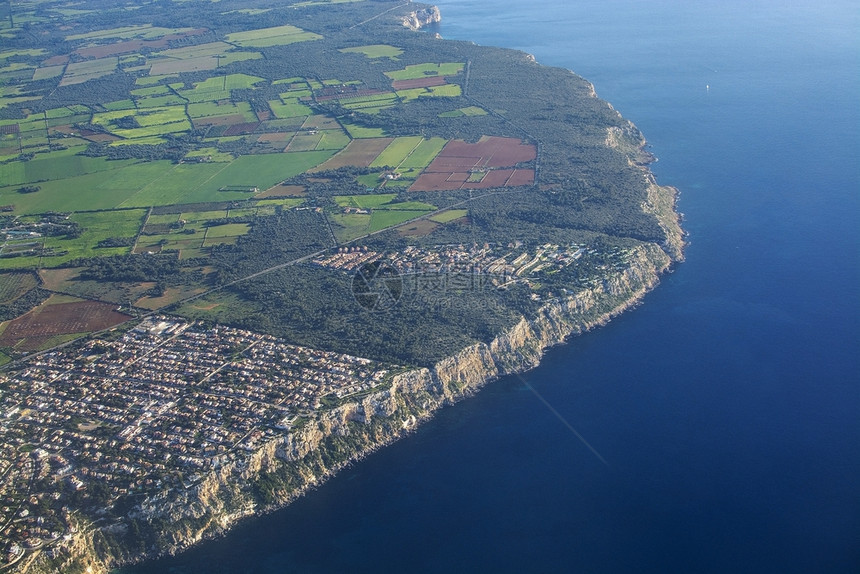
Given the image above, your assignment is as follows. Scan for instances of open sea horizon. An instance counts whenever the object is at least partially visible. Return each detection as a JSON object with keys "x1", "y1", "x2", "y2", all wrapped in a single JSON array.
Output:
[{"x1": 121, "y1": 1, "x2": 860, "y2": 572}]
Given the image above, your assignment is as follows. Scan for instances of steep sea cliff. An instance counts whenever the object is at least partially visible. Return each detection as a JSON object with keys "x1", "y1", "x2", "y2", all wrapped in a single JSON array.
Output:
[
  {"x1": 12, "y1": 6, "x2": 685, "y2": 573},
  {"x1": 25, "y1": 211, "x2": 681, "y2": 573}
]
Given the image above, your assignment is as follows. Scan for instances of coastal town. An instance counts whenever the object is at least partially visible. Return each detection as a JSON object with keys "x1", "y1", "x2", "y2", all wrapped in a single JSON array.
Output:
[
  {"x1": 0, "y1": 317, "x2": 398, "y2": 566},
  {"x1": 314, "y1": 242, "x2": 592, "y2": 278}
]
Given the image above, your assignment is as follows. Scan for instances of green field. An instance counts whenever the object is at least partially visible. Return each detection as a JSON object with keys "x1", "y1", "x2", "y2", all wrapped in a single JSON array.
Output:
[
  {"x1": 429, "y1": 209, "x2": 469, "y2": 223},
  {"x1": 268, "y1": 99, "x2": 312, "y2": 119},
  {"x1": 439, "y1": 106, "x2": 489, "y2": 118},
  {"x1": 226, "y1": 25, "x2": 322, "y2": 48},
  {"x1": 1, "y1": 149, "x2": 332, "y2": 215},
  {"x1": 339, "y1": 44, "x2": 403, "y2": 60},
  {"x1": 131, "y1": 85, "x2": 170, "y2": 97},
  {"x1": 340, "y1": 120, "x2": 386, "y2": 139},
  {"x1": 110, "y1": 136, "x2": 167, "y2": 147},
  {"x1": 328, "y1": 212, "x2": 371, "y2": 242},
  {"x1": 334, "y1": 194, "x2": 396, "y2": 209},
  {"x1": 188, "y1": 101, "x2": 256, "y2": 121},
  {"x1": 400, "y1": 137, "x2": 447, "y2": 169},
  {"x1": 204, "y1": 222, "x2": 251, "y2": 238},
  {"x1": 32, "y1": 65, "x2": 65, "y2": 80},
  {"x1": 369, "y1": 136, "x2": 446, "y2": 172},
  {"x1": 396, "y1": 84, "x2": 462, "y2": 103},
  {"x1": 338, "y1": 92, "x2": 399, "y2": 114},
  {"x1": 0, "y1": 148, "x2": 136, "y2": 189},
  {"x1": 0, "y1": 209, "x2": 147, "y2": 270},
  {"x1": 369, "y1": 210, "x2": 430, "y2": 233},
  {"x1": 135, "y1": 95, "x2": 187, "y2": 108},
  {"x1": 385, "y1": 62, "x2": 465, "y2": 81},
  {"x1": 179, "y1": 74, "x2": 266, "y2": 103},
  {"x1": 370, "y1": 137, "x2": 423, "y2": 168},
  {"x1": 102, "y1": 99, "x2": 136, "y2": 111},
  {"x1": 316, "y1": 130, "x2": 351, "y2": 151},
  {"x1": 332, "y1": 194, "x2": 435, "y2": 232},
  {"x1": 65, "y1": 24, "x2": 191, "y2": 42}
]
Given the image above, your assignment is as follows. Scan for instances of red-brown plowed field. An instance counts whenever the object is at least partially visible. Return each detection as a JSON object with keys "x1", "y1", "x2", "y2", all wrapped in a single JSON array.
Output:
[
  {"x1": 311, "y1": 138, "x2": 393, "y2": 171},
  {"x1": 74, "y1": 29, "x2": 206, "y2": 59},
  {"x1": 222, "y1": 122, "x2": 261, "y2": 136},
  {"x1": 506, "y1": 169, "x2": 536, "y2": 186},
  {"x1": 391, "y1": 76, "x2": 448, "y2": 90},
  {"x1": 0, "y1": 300, "x2": 131, "y2": 348},
  {"x1": 409, "y1": 136, "x2": 536, "y2": 191}
]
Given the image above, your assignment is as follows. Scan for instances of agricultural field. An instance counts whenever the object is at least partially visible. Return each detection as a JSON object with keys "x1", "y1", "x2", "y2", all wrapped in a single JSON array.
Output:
[
  {"x1": 0, "y1": 271, "x2": 38, "y2": 305},
  {"x1": 0, "y1": 149, "x2": 334, "y2": 216},
  {"x1": 313, "y1": 138, "x2": 393, "y2": 171},
  {"x1": 396, "y1": 84, "x2": 462, "y2": 103},
  {"x1": 410, "y1": 136, "x2": 537, "y2": 192},
  {"x1": 439, "y1": 106, "x2": 489, "y2": 118},
  {"x1": 429, "y1": 209, "x2": 469, "y2": 223},
  {"x1": 60, "y1": 57, "x2": 118, "y2": 86},
  {"x1": 329, "y1": 194, "x2": 437, "y2": 241},
  {"x1": 385, "y1": 62, "x2": 465, "y2": 82},
  {"x1": 0, "y1": 294, "x2": 130, "y2": 351},
  {"x1": 0, "y1": 1, "x2": 555, "y2": 365},
  {"x1": 1, "y1": 209, "x2": 147, "y2": 270},
  {"x1": 338, "y1": 93, "x2": 399, "y2": 114},
  {"x1": 339, "y1": 44, "x2": 403, "y2": 60},
  {"x1": 226, "y1": 25, "x2": 322, "y2": 48}
]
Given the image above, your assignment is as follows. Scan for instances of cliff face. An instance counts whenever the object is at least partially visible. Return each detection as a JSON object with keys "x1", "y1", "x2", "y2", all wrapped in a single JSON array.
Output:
[
  {"x1": 402, "y1": 6, "x2": 442, "y2": 30},
  {"x1": 19, "y1": 239, "x2": 677, "y2": 574}
]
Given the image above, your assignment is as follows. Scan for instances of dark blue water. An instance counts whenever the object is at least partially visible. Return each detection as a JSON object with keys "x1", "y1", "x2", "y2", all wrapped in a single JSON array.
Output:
[{"x1": 123, "y1": 2, "x2": 860, "y2": 572}]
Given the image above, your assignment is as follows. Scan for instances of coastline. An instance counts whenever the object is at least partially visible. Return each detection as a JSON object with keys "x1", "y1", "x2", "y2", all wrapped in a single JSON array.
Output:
[
  {"x1": 6, "y1": 4, "x2": 687, "y2": 572},
  {"x1": 24, "y1": 205, "x2": 682, "y2": 573}
]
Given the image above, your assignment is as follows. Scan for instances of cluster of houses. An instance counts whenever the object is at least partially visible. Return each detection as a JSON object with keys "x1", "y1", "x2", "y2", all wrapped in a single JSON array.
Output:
[
  {"x1": 0, "y1": 316, "x2": 395, "y2": 562},
  {"x1": 314, "y1": 241, "x2": 594, "y2": 284}
]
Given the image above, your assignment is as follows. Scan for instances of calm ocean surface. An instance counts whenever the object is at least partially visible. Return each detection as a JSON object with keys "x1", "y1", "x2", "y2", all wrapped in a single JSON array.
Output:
[{"x1": 122, "y1": 1, "x2": 859, "y2": 572}]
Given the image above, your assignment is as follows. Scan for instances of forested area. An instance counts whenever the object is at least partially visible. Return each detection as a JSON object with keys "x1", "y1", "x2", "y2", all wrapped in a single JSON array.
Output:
[{"x1": 1, "y1": 0, "x2": 673, "y2": 363}]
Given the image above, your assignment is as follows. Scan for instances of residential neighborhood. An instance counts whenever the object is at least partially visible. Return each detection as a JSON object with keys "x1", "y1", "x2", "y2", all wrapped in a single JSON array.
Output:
[{"x1": 0, "y1": 317, "x2": 397, "y2": 564}]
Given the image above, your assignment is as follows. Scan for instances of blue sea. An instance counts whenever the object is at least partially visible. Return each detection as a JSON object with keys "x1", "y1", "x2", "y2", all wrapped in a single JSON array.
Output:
[{"x1": 122, "y1": 1, "x2": 860, "y2": 572}]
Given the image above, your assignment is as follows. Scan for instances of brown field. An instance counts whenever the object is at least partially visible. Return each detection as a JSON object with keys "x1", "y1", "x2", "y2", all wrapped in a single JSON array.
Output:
[
  {"x1": 301, "y1": 115, "x2": 342, "y2": 131},
  {"x1": 37, "y1": 268, "x2": 78, "y2": 292},
  {"x1": 311, "y1": 137, "x2": 393, "y2": 171},
  {"x1": 223, "y1": 122, "x2": 261, "y2": 136},
  {"x1": 149, "y1": 56, "x2": 218, "y2": 76},
  {"x1": 256, "y1": 184, "x2": 306, "y2": 198},
  {"x1": 505, "y1": 169, "x2": 536, "y2": 186},
  {"x1": 409, "y1": 136, "x2": 536, "y2": 191},
  {"x1": 391, "y1": 76, "x2": 448, "y2": 90},
  {"x1": 135, "y1": 285, "x2": 207, "y2": 310},
  {"x1": 0, "y1": 297, "x2": 131, "y2": 349},
  {"x1": 192, "y1": 114, "x2": 247, "y2": 128},
  {"x1": 75, "y1": 29, "x2": 206, "y2": 59},
  {"x1": 42, "y1": 55, "x2": 70, "y2": 66},
  {"x1": 51, "y1": 125, "x2": 121, "y2": 142},
  {"x1": 397, "y1": 219, "x2": 439, "y2": 237}
]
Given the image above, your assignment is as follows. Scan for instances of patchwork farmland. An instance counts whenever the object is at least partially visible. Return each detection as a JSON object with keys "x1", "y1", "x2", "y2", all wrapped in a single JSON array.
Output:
[
  {"x1": 1, "y1": 10, "x2": 543, "y2": 357},
  {"x1": 409, "y1": 136, "x2": 537, "y2": 191}
]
